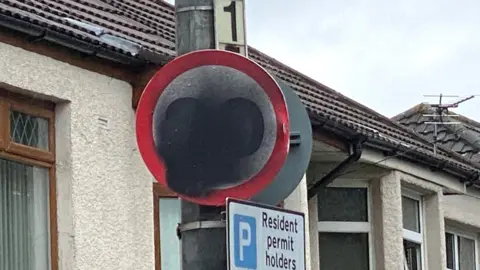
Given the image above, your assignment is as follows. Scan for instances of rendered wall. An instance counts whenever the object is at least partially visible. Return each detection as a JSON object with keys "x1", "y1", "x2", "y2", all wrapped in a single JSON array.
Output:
[
  {"x1": 444, "y1": 187, "x2": 480, "y2": 228},
  {"x1": 371, "y1": 171, "x2": 404, "y2": 270},
  {"x1": 307, "y1": 196, "x2": 319, "y2": 270},
  {"x1": 0, "y1": 42, "x2": 155, "y2": 270}
]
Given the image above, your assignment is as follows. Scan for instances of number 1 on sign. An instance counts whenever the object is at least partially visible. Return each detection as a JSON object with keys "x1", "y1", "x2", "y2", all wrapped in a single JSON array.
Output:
[
  {"x1": 223, "y1": 1, "x2": 237, "y2": 42},
  {"x1": 215, "y1": 0, "x2": 246, "y2": 55}
]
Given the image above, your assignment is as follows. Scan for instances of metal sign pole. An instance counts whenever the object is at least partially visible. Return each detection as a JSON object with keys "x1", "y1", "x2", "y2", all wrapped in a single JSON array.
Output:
[{"x1": 175, "y1": 1, "x2": 227, "y2": 269}]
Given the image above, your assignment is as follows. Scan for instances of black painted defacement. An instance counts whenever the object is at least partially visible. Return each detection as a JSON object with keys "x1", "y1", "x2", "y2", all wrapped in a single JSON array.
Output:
[{"x1": 153, "y1": 65, "x2": 277, "y2": 197}]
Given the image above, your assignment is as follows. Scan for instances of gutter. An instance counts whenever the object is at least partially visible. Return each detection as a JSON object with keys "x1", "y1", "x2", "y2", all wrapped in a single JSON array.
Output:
[
  {"x1": 0, "y1": 13, "x2": 169, "y2": 67},
  {"x1": 308, "y1": 137, "x2": 366, "y2": 199},
  {"x1": 311, "y1": 115, "x2": 480, "y2": 187}
]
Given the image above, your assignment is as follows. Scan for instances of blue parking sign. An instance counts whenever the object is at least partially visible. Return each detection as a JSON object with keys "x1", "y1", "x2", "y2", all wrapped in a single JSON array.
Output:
[
  {"x1": 228, "y1": 198, "x2": 306, "y2": 270},
  {"x1": 233, "y1": 214, "x2": 257, "y2": 269}
]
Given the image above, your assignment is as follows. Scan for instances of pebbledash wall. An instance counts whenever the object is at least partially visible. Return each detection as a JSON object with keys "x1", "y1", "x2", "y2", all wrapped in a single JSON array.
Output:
[
  {"x1": 0, "y1": 41, "x2": 155, "y2": 269},
  {"x1": 0, "y1": 41, "x2": 312, "y2": 269}
]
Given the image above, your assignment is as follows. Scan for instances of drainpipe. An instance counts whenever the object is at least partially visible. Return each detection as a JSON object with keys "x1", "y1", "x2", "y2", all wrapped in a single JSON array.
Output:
[{"x1": 308, "y1": 137, "x2": 366, "y2": 199}]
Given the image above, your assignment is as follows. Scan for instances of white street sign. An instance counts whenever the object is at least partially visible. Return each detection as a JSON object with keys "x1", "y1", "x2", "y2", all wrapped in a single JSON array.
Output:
[
  {"x1": 227, "y1": 198, "x2": 305, "y2": 270},
  {"x1": 214, "y1": 0, "x2": 247, "y2": 56}
]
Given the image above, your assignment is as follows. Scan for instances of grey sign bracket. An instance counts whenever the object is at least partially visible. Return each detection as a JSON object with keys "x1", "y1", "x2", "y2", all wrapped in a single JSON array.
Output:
[
  {"x1": 290, "y1": 131, "x2": 301, "y2": 146},
  {"x1": 177, "y1": 220, "x2": 226, "y2": 240}
]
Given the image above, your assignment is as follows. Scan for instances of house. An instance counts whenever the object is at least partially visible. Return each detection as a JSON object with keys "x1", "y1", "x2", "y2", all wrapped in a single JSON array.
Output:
[{"x1": 1, "y1": 1, "x2": 480, "y2": 270}]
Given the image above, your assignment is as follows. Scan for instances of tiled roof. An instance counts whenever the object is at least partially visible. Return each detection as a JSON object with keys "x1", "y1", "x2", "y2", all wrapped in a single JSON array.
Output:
[
  {"x1": 393, "y1": 103, "x2": 480, "y2": 163},
  {"x1": 1, "y1": 0, "x2": 480, "y2": 182},
  {"x1": 0, "y1": 0, "x2": 176, "y2": 61}
]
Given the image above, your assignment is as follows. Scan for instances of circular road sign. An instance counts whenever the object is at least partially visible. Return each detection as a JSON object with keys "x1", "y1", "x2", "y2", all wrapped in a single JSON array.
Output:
[{"x1": 136, "y1": 49, "x2": 290, "y2": 206}]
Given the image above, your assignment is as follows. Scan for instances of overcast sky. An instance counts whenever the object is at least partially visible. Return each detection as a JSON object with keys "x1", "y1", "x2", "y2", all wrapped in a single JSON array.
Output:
[{"x1": 165, "y1": 0, "x2": 480, "y2": 121}]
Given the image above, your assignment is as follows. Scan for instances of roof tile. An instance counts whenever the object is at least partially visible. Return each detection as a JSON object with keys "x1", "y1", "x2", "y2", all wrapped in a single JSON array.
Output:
[{"x1": 395, "y1": 104, "x2": 480, "y2": 164}]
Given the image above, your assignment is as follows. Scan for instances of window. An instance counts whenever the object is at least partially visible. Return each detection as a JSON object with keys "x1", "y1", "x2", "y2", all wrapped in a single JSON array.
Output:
[
  {"x1": 153, "y1": 183, "x2": 181, "y2": 270},
  {"x1": 402, "y1": 190, "x2": 424, "y2": 270},
  {"x1": 0, "y1": 91, "x2": 57, "y2": 270},
  {"x1": 446, "y1": 227, "x2": 478, "y2": 270},
  {"x1": 317, "y1": 181, "x2": 373, "y2": 270}
]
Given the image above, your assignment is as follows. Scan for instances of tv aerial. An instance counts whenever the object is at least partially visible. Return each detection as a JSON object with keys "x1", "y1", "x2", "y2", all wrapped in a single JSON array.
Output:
[{"x1": 422, "y1": 94, "x2": 476, "y2": 155}]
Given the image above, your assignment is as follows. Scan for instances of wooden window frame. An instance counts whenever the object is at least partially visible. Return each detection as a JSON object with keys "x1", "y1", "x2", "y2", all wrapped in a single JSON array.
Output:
[
  {"x1": 152, "y1": 182, "x2": 285, "y2": 270},
  {"x1": 153, "y1": 183, "x2": 177, "y2": 270},
  {"x1": 0, "y1": 89, "x2": 58, "y2": 270},
  {"x1": 0, "y1": 92, "x2": 55, "y2": 163}
]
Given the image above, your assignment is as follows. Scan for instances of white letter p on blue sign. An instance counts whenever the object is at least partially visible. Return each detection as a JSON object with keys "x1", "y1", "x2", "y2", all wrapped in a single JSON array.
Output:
[
  {"x1": 233, "y1": 214, "x2": 257, "y2": 269},
  {"x1": 239, "y1": 221, "x2": 251, "y2": 261}
]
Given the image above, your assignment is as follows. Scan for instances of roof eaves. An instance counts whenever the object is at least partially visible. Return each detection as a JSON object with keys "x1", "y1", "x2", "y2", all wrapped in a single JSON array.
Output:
[
  {"x1": 313, "y1": 108, "x2": 480, "y2": 181},
  {"x1": 364, "y1": 139, "x2": 478, "y2": 180},
  {"x1": 0, "y1": 11, "x2": 170, "y2": 66}
]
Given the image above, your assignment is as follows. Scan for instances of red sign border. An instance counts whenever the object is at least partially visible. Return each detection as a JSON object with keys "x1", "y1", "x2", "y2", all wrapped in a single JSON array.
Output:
[{"x1": 136, "y1": 49, "x2": 289, "y2": 206}]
